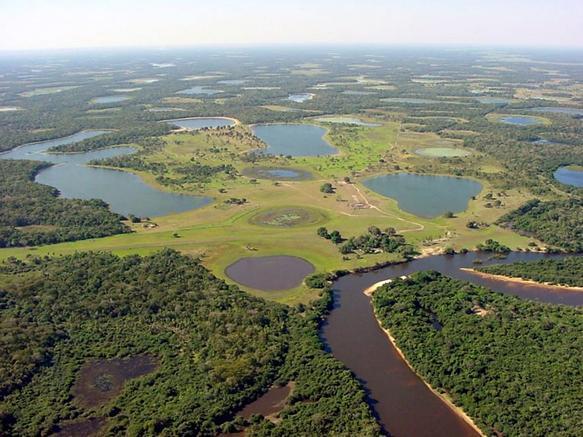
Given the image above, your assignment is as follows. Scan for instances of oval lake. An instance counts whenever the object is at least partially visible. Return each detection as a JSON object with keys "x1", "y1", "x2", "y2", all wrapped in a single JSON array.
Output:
[
  {"x1": 363, "y1": 173, "x2": 482, "y2": 218},
  {"x1": 164, "y1": 117, "x2": 236, "y2": 130},
  {"x1": 554, "y1": 166, "x2": 583, "y2": 187},
  {"x1": 251, "y1": 124, "x2": 337, "y2": 156}
]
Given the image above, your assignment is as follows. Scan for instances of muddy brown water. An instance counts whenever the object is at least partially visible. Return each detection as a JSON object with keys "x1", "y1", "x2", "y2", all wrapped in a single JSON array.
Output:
[
  {"x1": 321, "y1": 252, "x2": 580, "y2": 436},
  {"x1": 71, "y1": 355, "x2": 158, "y2": 409},
  {"x1": 225, "y1": 256, "x2": 315, "y2": 291},
  {"x1": 238, "y1": 383, "x2": 293, "y2": 419}
]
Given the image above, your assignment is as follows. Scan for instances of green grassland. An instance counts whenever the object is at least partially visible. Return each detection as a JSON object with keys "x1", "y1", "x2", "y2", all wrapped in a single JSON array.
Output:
[{"x1": 0, "y1": 118, "x2": 541, "y2": 304}]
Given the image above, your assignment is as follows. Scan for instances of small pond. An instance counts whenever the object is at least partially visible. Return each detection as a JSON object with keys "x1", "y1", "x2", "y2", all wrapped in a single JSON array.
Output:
[
  {"x1": 164, "y1": 117, "x2": 236, "y2": 130},
  {"x1": 0, "y1": 130, "x2": 211, "y2": 218},
  {"x1": 177, "y1": 86, "x2": 223, "y2": 95},
  {"x1": 217, "y1": 79, "x2": 247, "y2": 85},
  {"x1": 287, "y1": 93, "x2": 313, "y2": 103},
  {"x1": 342, "y1": 90, "x2": 376, "y2": 95},
  {"x1": 363, "y1": 173, "x2": 482, "y2": 218},
  {"x1": 251, "y1": 124, "x2": 337, "y2": 156},
  {"x1": 554, "y1": 166, "x2": 583, "y2": 187},
  {"x1": 242, "y1": 166, "x2": 313, "y2": 180},
  {"x1": 91, "y1": 96, "x2": 130, "y2": 104},
  {"x1": 498, "y1": 116, "x2": 543, "y2": 126},
  {"x1": 225, "y1": 256, "x2": 315, "y2": 291}
]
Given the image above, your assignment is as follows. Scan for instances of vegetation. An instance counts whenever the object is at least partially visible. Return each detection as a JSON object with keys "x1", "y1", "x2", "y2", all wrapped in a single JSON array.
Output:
[
  {"x1": 477, "y1": 256, "x2": 583, "y2": 287},
  {"x1": 497, "y1": 199, "x2": 583, "y2": 252},
  {"x1": 373, "y1": 271, "x2": 583, "y2": 436},
  {"x1": 339, "y1": 226, "x2": 414, "y2": 256},
  {"x1": 475, "y1": 239, "x2": 511, "y2": 254},
  {"x1": 0, "y1": 160, "x2": 129, "y2": 247},
  {"x1": 0, "y1": 250, "x2": 378, "y2": 435}
]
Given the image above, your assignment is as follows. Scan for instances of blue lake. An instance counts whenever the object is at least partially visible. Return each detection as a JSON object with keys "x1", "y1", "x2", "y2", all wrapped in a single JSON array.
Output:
[
  {"x1": 363, "y1": 173, "x2": 482, "y2": 218},
  {"x1": 251, "y1": 124, "x2": 337, "y2": 156},
  {"x1": 499, "y1": 116, "x2": 543, "y2": 126},
  {"x1": 164, "y1": 117, "x2": 236, "y2": 130},
  {"x1": 0, "y1": 130, "x2": 210, "y2": 217},
  {"x1": 554, "y1": 166, "x2": 583, "y2": 188}
]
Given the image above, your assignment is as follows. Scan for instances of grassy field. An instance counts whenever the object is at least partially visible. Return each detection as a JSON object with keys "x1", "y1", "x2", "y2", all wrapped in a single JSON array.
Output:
[{"x1": 0, "y1": 118, "x2": 540, "y2": 304}]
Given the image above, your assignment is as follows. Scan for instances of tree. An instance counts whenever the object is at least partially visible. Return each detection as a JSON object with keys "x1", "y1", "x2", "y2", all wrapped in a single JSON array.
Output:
[
  {"x1": 317, "y1": 227, "x2": 330, "y2": 239},
  {"x1": 330, "y1": 230, "x2": 343, "y2": 244},
  {"x1": 320, "y1": 183, "x2": 334, "y2": 194}
]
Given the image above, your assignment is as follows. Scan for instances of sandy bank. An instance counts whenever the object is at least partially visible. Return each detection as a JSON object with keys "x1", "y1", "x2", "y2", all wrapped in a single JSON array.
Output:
[{"x1": 460, "y1": 268, "x2": 583, "y2": 292}]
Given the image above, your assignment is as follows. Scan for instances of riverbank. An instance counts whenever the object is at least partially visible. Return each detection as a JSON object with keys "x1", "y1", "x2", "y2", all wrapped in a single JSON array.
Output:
[
  {"x1": 460, "y1": 268, "x2": 583, "y2": 292},
  {"x1": 368, "y1": 298, "x2": 485, "y2": 436}
]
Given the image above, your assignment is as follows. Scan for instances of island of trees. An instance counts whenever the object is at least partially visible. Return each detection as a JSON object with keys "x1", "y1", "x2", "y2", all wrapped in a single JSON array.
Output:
[{"x1": 372, "y1": 271, "x2": 583, "y2": 436}]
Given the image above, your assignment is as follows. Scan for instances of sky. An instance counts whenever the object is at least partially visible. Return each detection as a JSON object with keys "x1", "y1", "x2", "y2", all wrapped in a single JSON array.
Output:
[{"x1": 1, "y1": 0, "x2": 582, "y2": 51}]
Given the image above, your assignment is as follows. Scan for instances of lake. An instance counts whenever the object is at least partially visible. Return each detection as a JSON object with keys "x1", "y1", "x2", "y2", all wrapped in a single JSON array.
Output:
[
  {"x1": 164, "y1": 117, "x2": 236, "y2": 130},
  {"x1": 91, "y1": 96, "x2": 130, "y2": 104},
  {"x1": 251, "y1": 124, "x2": 337, "y2": 156},
  {"x1": 554, "y1": 166, "x2": 583, "y2": 187},
  {"x1": 177, "y1": 86, "x2": 223, "y2": 95},
  {"x1": 363, "y1": 173, "x2": 482, "y2": 218},
  {"x1": 287, "y1": 93, "x2": 313, "y2": 103},
  {"x1": 0, "y1": 130, "x2": 211, "y2": 218},
  {"x1": 498, "y1": 116, "x2": 543, "y2": 126},
  {"x1": 225, "y1": 256, "x2": 315, "y2": 290}
]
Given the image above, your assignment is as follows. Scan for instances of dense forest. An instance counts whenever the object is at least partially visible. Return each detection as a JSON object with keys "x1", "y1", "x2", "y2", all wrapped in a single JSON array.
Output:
[
  {"x1": 477, "y1": 256, "x2": 583, "y2": 287},
  {"x1": 0, "y1": 160, "x2": 129, "y2": 247},
  {"x1": 497, "y1": 199, "x2": 583, "y2": 252},
  {"x1": 372, "y1": 271, "x2": 583, "y2": 436},
  {"x1": 0, "y1": 250, "x2": 378, "y2": 436}
]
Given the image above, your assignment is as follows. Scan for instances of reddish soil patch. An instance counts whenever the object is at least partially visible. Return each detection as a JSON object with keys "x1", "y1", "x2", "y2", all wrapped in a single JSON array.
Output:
[
  {"x1": 52, "y1": 417, "x2": 106, "y2": 437},
  {"x1": 71, "y1": 355, "x2": 158, "y2": 409}
]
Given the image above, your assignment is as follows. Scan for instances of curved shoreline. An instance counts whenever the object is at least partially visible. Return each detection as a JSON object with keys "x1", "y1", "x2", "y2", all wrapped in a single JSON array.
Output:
[
  {"x1": 460, "y1": 268, "x2": 583, "y2": 292},
  {"x1": 371, "y1": 306, "x2": 486, "y2": 437}
]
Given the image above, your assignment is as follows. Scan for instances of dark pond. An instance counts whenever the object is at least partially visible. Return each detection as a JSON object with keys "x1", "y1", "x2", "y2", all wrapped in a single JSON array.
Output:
[
  {"x1": 363, "y1": 173, "x2": 482, "y2": 218},
  {"x1": 225, "y1": 255, "x2": 315, "y2": 290},
  {"x1": 177, "y1": 85, "x2": 223, "y2": 95},
  {"x1": 91, "y1": 95, "x2": 129, "y2": 104},
  {"x1": 72, "y1": 355, "x2": 158, "y2": 408},
  {"x1": 251, "y1": 124, "x2": 337, "y2": 156},
  {"x1": 237, "y1": 383, "x2": 293, "y2": 419},
  {"x1": 0, "y1": 131, "x2": 211, "y2": 217},
  {"x1": 321, "y1": 252, "x2": 580, "y2": 437},
  {"x1": 499, "y1": 116, "x2": 543, "y2": 126},
  {"x1": 554, "y1": 166, "x2": 583, "y2": 187},
  {"x1": 164, "y1": 117, "x2": 235, "y2": 130}
]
